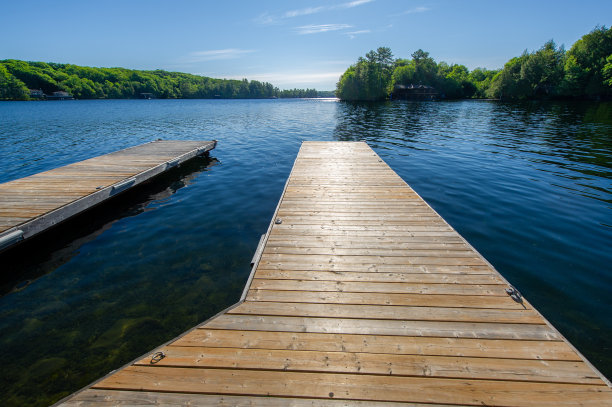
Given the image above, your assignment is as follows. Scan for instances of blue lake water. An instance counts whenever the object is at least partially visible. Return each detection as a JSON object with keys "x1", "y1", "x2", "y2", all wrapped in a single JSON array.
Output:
[{"x1": 0, "y1": 99, "x2": 611, "y2": 405}]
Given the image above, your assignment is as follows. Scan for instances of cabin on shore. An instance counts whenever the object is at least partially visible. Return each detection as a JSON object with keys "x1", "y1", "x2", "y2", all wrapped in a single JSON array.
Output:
[
  {"x1": 29, "y1": 89, "x2": 45, "y2": 99},
  {"x1": 47, "y1": 91, "x2": 74, "y2": 100},
  {"x1": 392, "y1": 84, "x2": 439, "y2": 100}
]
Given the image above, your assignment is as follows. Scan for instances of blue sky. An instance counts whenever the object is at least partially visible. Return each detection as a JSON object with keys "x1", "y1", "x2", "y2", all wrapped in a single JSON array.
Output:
[{"x1": 1, "y1": 0, "x2": 610, "y2": 90}]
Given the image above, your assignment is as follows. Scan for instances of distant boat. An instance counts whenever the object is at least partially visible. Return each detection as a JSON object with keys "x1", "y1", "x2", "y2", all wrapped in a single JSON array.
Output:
[{"x1": 46, "y1": 91, "x2": 74, "y2": 100}]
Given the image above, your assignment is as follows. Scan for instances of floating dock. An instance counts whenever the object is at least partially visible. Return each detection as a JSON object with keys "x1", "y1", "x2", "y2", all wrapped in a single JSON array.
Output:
[
  {"x1": 0, "y1": 140, "x2": 216, "y2": 252},
  {"x1": 60, "y1": 141, "x2": 611, "y2": 406}
]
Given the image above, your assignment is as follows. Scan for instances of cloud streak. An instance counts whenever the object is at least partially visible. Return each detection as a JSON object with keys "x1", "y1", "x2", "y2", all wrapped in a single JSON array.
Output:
[
  {"x1": 341, "y1": 0, "x2": 373, "y2": 8},
  {"x1": 257, "y1": 0, "x2": 374, "y2": 24},
  {"x1": 284, "y1": 6, "x2": 325, "y2": 18},
  {"x1": 345, "y1": 29, "x2": 371, "y2": 39},
  {"x1": 184, "y1": 49, "x2": 255, "y2": 62},
  {"x1": 392, "y1": 6, "x2": 430, "y2": 16},
  {"x1": 296, "y1": 24, "x2": 353, "y2": 35}
]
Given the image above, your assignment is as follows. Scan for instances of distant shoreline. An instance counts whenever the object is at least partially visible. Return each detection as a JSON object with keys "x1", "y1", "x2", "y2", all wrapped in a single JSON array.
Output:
[{"x1": 0, "y1": 59, "x2": 336, "y2": 101}]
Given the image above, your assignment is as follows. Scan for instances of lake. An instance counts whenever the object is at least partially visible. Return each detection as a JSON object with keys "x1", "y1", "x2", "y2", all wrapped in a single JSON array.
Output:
[{"x1": 1, "y1": 98, "x2": 611, "y2": 405}]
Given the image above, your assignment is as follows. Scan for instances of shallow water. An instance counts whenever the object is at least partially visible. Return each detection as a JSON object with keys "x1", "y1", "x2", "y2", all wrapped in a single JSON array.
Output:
[{"x1": 0, "y1": 99, "x2": 610, "y2": 405}]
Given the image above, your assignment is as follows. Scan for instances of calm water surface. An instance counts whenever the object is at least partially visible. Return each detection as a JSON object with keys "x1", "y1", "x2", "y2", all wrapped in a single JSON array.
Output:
[{"x1": 0, "y1": 99, "x2": 611, "y2": 405}]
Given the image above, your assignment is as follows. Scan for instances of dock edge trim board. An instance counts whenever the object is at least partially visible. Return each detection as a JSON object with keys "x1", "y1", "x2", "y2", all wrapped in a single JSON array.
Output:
[{"x1": 0, "y1": 139, "x2": 217, "y2": 252}]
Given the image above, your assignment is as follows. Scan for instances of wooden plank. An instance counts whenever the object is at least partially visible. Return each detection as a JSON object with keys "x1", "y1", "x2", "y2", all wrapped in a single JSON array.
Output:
[
  {"x1": 266, "y1": 235, "x2": 467, "y2": 244},
  {"x1": 249, "y1": 279, "x2": 507, "y2": 295},
  {"x1": 246, "y1": 289, "x2": 528, "y2": 309},
  {"x1": 206, "y1": 314, "x2": 559, "y2": 340},
  {"x1": 227, "y1": 301, "x2": 541, "y2": 324},
  {"x1": 265, "y1": 239, "x2": 471, "y2": 251},
  {"x1": 92, "y1": 367, "x2": 612, "y2": 406},
  {"x1": 180, "y1": 329, "x2": 581, "y2": 360},
  {"x1": 263, "y1": 246, "x2": 484, "y2": 257},
  {"x1": 62, "y1": 389, "x2": 439, "y2": 406},
  {"x1": 255, "y1": 262, "x2": 489, "y2": 273},
  {"x1": 253, "y1": 269, "x2": 503, "y2": 284},
  {"x1": 258, "y1": 253, "x2": 487, "y2": 266},
  {"x1": 134, "y1": 345, "x2": 600, "y2": 384}
]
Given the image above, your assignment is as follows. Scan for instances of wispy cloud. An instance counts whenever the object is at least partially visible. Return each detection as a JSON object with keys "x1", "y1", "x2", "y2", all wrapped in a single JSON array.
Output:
[
  {"x1": 392, "y1": 6, "x2": 430, "y2": 16},
  {"x1": 284, "y1": 6, "x2": 325, "y2": 18},
  {"x1": 184, "y1": 49, "x2": 256, "y2": 62},
  {"x1": 341, "y1": 0, "x2": 373, "y2": 8},
  {"x1": 256, "y1": 0, "x2": 374, "y2": 25},
  {"x1": 253, "y1": 13, "x2": 277, "y2": 25},
  {"x1": 296, "y1": 24, "x2": 353, "y2": 35},
  {"x1": 344, "y1": 29, "x2": 371, "y2": 39}
]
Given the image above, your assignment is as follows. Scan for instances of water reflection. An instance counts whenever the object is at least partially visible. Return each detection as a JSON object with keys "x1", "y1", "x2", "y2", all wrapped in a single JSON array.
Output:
[
  {"x1": 1, "y1": 156, "x2": 219, "y2": 296},
  {"x1": 335, "y1": 100, "x2": 612, "y2": 201}
]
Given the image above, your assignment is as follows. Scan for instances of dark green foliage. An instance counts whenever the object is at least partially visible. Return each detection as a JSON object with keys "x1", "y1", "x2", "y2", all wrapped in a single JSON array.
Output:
[
  {"x1": 0, "y1": 64, "x2": 29, "y2": 100},
  {"x1": 278, "y1": 88, "x2": 318, "y2": 98},
  {"x1": 0, "y1": 60, "x2": 328, "y2": 100},
  {"x1": 561, "y1": 26, "x2": 612, "y2": 97},
  {"x1": 336, "y1": 47, "x2": 394, "y2": 101},
  {"x1": 488, "y1": 41, "x2": 567, "y2": 100},
  {"x1": 488, "y1": 27, "x2": 612, "y2": 100}
]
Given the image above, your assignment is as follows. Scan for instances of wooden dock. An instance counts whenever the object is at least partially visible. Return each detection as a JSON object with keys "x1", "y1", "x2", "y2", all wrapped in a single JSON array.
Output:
[
  {"x1": 0, "y1": 140, "x2": 216, "y2": 252},
  {"x1": 59, "y1": 141, "x2": 612, "y2": 406}
]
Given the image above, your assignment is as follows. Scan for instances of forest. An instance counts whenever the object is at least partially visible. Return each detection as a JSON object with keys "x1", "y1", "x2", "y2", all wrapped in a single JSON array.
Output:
[
  {"x1": 0, "y1": 60, "x2": 329, "y2": 101},
  {"x1": 336, "y1": 26, "x2": 612, "y2": 101}
]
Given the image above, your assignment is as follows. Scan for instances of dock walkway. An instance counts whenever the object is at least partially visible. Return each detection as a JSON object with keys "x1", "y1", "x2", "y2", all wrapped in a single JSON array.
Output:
[
  {"x1": 60, "y1": 141, "x2": 612, "y2": 406},
  {"x1": 0, "y1": 140, "x2": 216, "y2": 252}
]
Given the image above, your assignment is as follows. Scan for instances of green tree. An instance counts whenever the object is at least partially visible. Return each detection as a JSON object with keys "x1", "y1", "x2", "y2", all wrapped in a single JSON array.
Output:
[
  {"x1": 0, "y1": 64, "x2": 29, "y2": 100},
  {"x1": 336, "y1": 48, "x2": 396, "y2": 101},
  {"x1": 603, "y1": 54, "x2": 612, "y2": 86},
  {"x1": 561, "y1": 26, "x2": 612, "y2": 97},
  {"x1": 468, "y1": 68, "x2": 499, "y2": 98},
  {"x1": 520, "y1": 40, "x2": 565, "y2": 97}
]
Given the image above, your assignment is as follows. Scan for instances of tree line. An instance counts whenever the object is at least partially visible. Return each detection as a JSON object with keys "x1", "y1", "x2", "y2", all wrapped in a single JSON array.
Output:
[
  {"x1": 0, "y1": 60, "x2": 330, "y2": 101},
  {"x1": 336, "y1": 26, "x2": 612, "y2": 101}
]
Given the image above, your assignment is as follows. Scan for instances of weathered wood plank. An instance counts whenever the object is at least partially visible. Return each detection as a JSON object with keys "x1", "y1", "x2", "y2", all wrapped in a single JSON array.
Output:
[
  {"x1": 254, "y1": 269, "x2": 503, "y2": 284},
  {"x1": 134, "y1": 345, "x2": 600, "y2": 384},
  {"x1": 62, "y1": 389, "x2": 439, "y2": 406},
  {"x1": 180, "y1": 329, "x2": 580, "y2": 360},
  {"x1": 246, "y1": 289, "x2": 528, "y2": 309},
  {"x1": 228, "y1": 301, "x2": 541, "y2": 324},
  {"x1": 258, "y1": 253, "x2": 487, "y2": 266},
  {"x1": 249, "y1": 279, "x2": 507, "y2": 295},
  {"x1": 206, "y1": 314, "x2": 559, "y2": 340},
  {"x1": 92, "y1": 367, "x2": 612, "y2": 406},
  {"x1": 263, "y1": 246, "x2": 484, "y2": 257}
]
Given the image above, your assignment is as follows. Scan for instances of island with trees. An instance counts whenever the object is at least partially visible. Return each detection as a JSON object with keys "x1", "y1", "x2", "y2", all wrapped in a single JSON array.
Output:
[{"x1": 336, "y1": 26, "x2": 612, "y2": 101}]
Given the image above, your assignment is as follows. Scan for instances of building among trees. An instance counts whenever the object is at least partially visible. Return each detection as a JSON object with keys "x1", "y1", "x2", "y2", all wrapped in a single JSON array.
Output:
[{"x1": 392, "y1": 84, "x2": 439, "y2": 100}]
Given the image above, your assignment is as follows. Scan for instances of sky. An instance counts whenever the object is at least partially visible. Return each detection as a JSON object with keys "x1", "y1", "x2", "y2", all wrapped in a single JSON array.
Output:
[{"x1": 1, "y1": 0, "x2": 611, "y2": 90}]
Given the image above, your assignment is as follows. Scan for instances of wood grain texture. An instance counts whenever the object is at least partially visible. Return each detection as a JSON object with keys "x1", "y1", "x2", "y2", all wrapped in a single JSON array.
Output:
[
  {"x1": 92, "y1": 367, "x2": 612, "y2": 406},
  {"x1": 57, "y1": 141, "x2": 612, "y2": 406}
]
